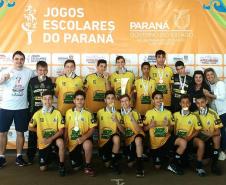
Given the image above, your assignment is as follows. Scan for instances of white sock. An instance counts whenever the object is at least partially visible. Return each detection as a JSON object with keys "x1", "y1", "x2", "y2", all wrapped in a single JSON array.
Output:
[
  {"x1": 17, "y1": 154, "x2": 22, "y2": 157},
  {"x1": 0, "y1": 155, "x2": 5, "y2": 158}
]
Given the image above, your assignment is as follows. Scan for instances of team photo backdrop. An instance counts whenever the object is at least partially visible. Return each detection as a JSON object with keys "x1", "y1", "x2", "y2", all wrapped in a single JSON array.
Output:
[{"x1": 0, "y1": 0, "x2": 225, "y2": 148}]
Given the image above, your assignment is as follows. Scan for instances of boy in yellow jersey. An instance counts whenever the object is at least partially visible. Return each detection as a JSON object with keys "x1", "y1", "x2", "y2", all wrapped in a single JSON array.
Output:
[
  {"x1": 195, "y1": 94, "x2": 223, "y2": 176},
  {"x1": 150, "y1": 50, "x2": 173, "y2": 110},
  {"x1": 65, "y1": 90, "x2": 97, "y2": 176},
  {"x1": 55, "y1": 59, "x2": 83, "y2": 116},
  {"x1": 110, "y1": 56, "x2": 135, "y2": 109},
  {"x1": 134, "y1": 62, "x2": 156, "y2": 116},
  {"x1": 97, "y1": 90, "x2": 124, "y2": 174},
  {"x1": 173, "y1": 95, "x2": 204, "y2": 175},
  {"x1": 29, "y1": 91, "x2": 65, "y2": 176},
  {"x1": 120, "y1": 94, "x2": 145, "y2": 177},
  {"x1": 144, "y1": 91, "x2": 182, "y2": 175},
  {"x1": 84, "y1": 59, "x2": 110, "y2": 114}
]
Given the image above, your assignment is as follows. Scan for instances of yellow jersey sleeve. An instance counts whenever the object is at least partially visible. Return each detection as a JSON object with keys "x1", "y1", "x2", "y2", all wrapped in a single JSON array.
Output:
[{"x1": 29, "y1": 112, "x2": 38, "y2": 128}]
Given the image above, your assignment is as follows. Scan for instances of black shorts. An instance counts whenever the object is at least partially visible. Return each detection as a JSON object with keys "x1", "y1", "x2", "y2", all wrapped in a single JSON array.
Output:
[
  {"x1": 151, "y1": 136, "x2": 174, "y2": 165},
  {"x1": 0, "y1": 108, "x2": 29, "y2": 132},
  {"x1": 69, "y1": 138, "x2": 93, "y2": 165},
  {"x1": 39, "y1": 143, "x2": 59, "y2": 167},
  {"x1": 99, "y1": 134, "x2": 120, "y2": 162},
  {"x1": 125, "y1": 134, "x2": 144, "y2": 162}
]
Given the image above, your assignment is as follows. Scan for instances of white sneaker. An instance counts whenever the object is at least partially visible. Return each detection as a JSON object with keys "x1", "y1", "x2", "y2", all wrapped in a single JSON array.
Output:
[{"x1": 218, "y1": 151, "x2": 226, "y2": 161}]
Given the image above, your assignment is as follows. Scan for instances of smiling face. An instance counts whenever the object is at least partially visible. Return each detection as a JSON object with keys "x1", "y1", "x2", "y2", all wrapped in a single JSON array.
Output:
[
  {"x1": 153, "y1": 94, "x2": 163, "y2": 108},
  {"x1": 116, "y1": 58, "x2": 125, "y2": 69},
  {"x1": 105, "y1": 94, "x2": 115, "y2": 107},
  {"x1": 120, "y1": 96, "x2": 130, "y2": 109},
  {"x1": 64, "y1": 62, "x2": 75, "y2": 75},
  {"x1": 180, "y1": 98, "x2": 191, "y2": 109},
  {"x1": 97, "y1": 63, "x2": 107, "y2": 74},
  {"x1": 194, "y1": 74, "x2": 203, "y2": 86},
  {"x1": 42, "y1": 95, "x2": 53, "y2": 108},
  {"x1": 13, "y1": 54, "x2": 25, "y2": 69},
  {"x1": 205, "y1": 70, "x2": 215, "y2": 84},
  {"x1": 195, "y1": 97, "x2": 207, "y2": 110}
]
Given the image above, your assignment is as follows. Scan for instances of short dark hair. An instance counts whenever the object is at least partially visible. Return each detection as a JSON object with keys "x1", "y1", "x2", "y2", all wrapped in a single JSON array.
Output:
[
  {"x1": 141, "y1": 62, "x2": 150, "y2": 69},
  {"x1": 97, "y1": 59, "x2": 107, "y2": 66},
  {"x1": 36, "y1": 61, "x2": 48, "y2": 69},
  {"x1": 195, "y1": 93, "x2": 206, "y2": 101},
  {"x1": 152, "y1": 91, "x2": 163, "y2": 99},
  {"x1": 120, "y1": 94, "x2": 130, "y2": 101},
  {"x1": 64, "y1": 59, "x2": 75, "y2": 67},
  {"x1": 74, "y1": 90, "x2": 86, "y2": 99},
  {"x1": 175, "y1": 61, "x2": 184, "y2": 68},
  {"x1": 155, "y1": 50, "x2": 166, "y2": 58},
  {"x1": 42, "y1": 90, "x2": 53, "y2": 97},
  {"x1": 12, "y1": 51, "x2": 25, "y2": 60},
  {"x1": 180, "y1": 94, "x2": 191, "y2": 102},
  {"x1": 116, "y1": 56, "x2": 125, "y2": 63},
  {"x1": 105, "y1": 90, "x2": 115, "y2": 98}
]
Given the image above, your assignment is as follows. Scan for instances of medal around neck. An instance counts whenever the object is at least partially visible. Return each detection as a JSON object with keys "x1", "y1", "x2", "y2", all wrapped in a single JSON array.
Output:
[{"x1": 121, "y1": 78, "x2": 129, "y2": 95}]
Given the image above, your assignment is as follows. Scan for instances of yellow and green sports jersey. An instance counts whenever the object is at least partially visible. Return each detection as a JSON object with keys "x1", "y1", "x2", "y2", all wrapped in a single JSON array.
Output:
[
  {"x1": 194, "y1": 108, "x2": 223, "y2": 139},
  {"x1": 134, "y1": 77, "x2": 156, "y2": 115},
  {"x1": 149, "y1": 65, "x2": 173, "y2": 106},
  {"x1": 144, "y1": 108, "x2": 173, "y2": 149},
  {"x1": 110, "y1": 71, "x2": 135, "y2": 109},
  {"x1": 29, "y1": 108, "x2": 64, "y2": 150},
  {"x1": 173, "y1": 112, "x2": 201, "y2": 138},
  {"x1": 55, "y1": 75, "x2": 83, "y2": 116},
  {"x1": 65, "y1": 108, "x2": 97, "y2": 152},
  {"x1": 97, "y1": 108, "x2": 123, "y2": 147},
  {"x1": 122, "y1": 110, "x2": 145, "y2": 146},
  {"x1": 84, "y1": 73, "x2": 108, "y2": 113}
]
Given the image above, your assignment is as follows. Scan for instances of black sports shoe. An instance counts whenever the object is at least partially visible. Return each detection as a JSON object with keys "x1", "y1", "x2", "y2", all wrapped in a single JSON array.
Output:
[
  {"x1": 58, "y1": 165, "x2": 66, "y2": 177},
  {"x1": 196, "y1": 168, "x2": 206, "y2": 177},
  {"x1": 0, "y1": 157, "x2": 7, "y2": 168},
  {"x1": 211, "y1": 163, "x2": 222, "y2": 176},
  {"x1": 167, "y1": 163, "x2": 184, "y2": 175},
  {"x1": 136, "y1": 169, "x2": 144, "y2": 178},
  {"x1": 111, "y1": 163, "x2": 121, "y2": 175},
  {"x1": 15, "y1": 155, "x2": 28, "y2": 167},
  {"x1": 71, "y1": 160, "x2": 82, "y2": 171}
]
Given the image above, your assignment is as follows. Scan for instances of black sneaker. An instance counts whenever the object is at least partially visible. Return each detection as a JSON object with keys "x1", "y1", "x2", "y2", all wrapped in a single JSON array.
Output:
[
  {"x1": 15, "y1": 155, "x2": 28, "y2": 167},
  {"x1": 167, "y1": 163, "x2": 184, "y2": 175},
  {"x1": 211, "y1": 163, "x2": 222, "y2": 176},
  {"x1": 136, "y1": 169, "x2": 144, "y2": 178},
  {"x1": 196, "y1": 168, "x2": 207, "y2": 177},
  {"x1": 0, "y1": 157, "x2": 7, "y2": 168},
  {"x1": 71, "y1": 160, "x2": 82, "y2": 171},
  {"x1": 58, "y1": 165, "x2": 66, "y2": 177}
]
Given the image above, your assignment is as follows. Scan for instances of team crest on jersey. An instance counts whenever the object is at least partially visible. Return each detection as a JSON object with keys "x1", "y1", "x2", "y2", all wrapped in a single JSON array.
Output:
[
  {"x1": 53, "y1": 118, "x2": 57, "y2": 123},
  {"x1": 81, "y1": 118, "x2": 84, "y2": 121},
  {"x1": 101, "y1": 116, "x2": 103, "y2": 120},
  {"x1": 40, "y1": 118, "x2": 44, "y2": 122},
  {"x1": 62, "y1": 82, "x2": 66, "y2": 86},
  {"x1": 93, "y1": 80, "x2": 96, "y2": 84},
  {"x1": 188, "y1": 120, "x2": 192, "y2": 124},
  {"x1": 140, "y1": 85, "x2": 142, "y2": 88},
  {"x1": 207, "y1": 120, "x2": 211, "y2": 125},
  {"x1": 153, "y1": 73, "x2": 157, "y2": 78}
]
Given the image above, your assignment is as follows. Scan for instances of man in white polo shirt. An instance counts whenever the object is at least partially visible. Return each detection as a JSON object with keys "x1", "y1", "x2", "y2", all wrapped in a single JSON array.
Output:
[{"x1": 0, "y1": 51, "x2": 33, "y2": 168}]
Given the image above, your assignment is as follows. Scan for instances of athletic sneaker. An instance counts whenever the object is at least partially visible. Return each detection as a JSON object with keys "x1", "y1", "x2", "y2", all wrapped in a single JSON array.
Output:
[
  {"x1": 136, "y1": 169, "x2": 144, "y2": 178},
  {"x1": 211, "y1": 163, "x2": 222, "y2": 176},
  {"x1": 196, "y1": 168, "x2": 206, "y2": 177},
  {"x1": 218, "y1": 151, "x2": 226, "y2": 161},
  {"x1": 167, "y1": 163, "x2": 184, "y2": 175},
  {"x1": 0, "y1": 157, "x2": 7, "y2": 168},
  {"x1": 58, "y1": 165, "x2": 66, "y2": 177},
  {"x1": 71, "y1": 160, "x2": 82, "y2": 171},
  {"x1": 15, "y1": 155, "x2": 28, "y2": 167},
  {"x1": 84, "y1": 166, "x2": 95, "y2": 177}
]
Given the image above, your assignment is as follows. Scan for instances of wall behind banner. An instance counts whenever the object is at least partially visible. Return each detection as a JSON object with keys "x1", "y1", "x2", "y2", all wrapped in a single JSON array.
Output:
[{"x1": 0, "y1": 0, "x2": 226, "y2": 148}]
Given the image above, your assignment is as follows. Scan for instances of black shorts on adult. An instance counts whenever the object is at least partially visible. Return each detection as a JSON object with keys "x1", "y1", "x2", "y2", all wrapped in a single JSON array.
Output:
[{"x1": 0, "y1": 108, "x2": 29, "y2": 132}]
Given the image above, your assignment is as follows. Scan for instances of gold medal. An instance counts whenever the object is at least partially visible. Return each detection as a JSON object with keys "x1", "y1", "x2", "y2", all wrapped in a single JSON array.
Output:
[{"x1": 74, "y1": 126, "x2": 79, "y2": 132}]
